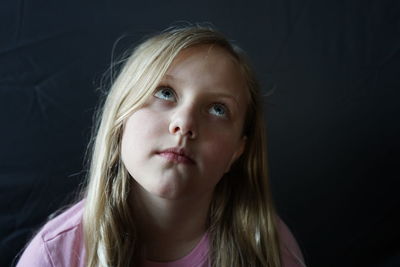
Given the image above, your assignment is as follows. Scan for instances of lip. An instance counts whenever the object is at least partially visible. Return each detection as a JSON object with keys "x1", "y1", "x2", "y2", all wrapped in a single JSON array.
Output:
[{"x1": 157, "y1": 147, "x2": 195, "y2": 165}]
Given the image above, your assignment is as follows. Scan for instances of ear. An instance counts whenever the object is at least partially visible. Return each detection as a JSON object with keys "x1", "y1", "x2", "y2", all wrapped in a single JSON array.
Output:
[{"x1": 224, "y1": 136, "x2": 247, "y2": 173}]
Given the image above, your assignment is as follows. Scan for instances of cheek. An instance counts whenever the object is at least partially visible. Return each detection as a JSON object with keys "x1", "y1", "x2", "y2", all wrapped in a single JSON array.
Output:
[
  {"x1": 123, "y1": 109, "x2": 165, "y2": 139},
  {"x1": 121, "y1": 110, "x2": 164, "y2": 165},
  {"x1": 122, "y1": 113, "x2": 146, "y2": 152},
  {"x1": 201, "y1": 135, "x2": 239, "y2": 173}
]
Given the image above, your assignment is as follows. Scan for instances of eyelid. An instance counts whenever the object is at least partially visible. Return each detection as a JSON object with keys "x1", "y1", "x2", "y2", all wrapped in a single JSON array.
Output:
[
  {"x1": 155, "y1": 85, "x2": 173, "y2": 92},
  {"x1": 215, "y1": 96, "x2": 238, "y2": 114}
]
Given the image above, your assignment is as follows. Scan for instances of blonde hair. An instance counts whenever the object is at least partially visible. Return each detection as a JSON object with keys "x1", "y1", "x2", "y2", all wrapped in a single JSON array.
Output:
[{"x1": 83, "y1": 24, "x2": 282, "y2": 267}]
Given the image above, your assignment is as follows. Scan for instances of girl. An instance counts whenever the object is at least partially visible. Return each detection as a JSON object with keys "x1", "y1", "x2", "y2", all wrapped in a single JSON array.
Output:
[{"x1": 16, "y1": 25, "x2": 305, "y2": 267}]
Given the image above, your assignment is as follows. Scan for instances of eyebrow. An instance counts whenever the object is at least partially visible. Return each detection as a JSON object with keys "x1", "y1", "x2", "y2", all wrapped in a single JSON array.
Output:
[
  {"x1": 210, "y1": 92, "x2": 240, "y2": 108},
  {"x1": 163, "y1": 74, "x2": 179, "y2": 82}
]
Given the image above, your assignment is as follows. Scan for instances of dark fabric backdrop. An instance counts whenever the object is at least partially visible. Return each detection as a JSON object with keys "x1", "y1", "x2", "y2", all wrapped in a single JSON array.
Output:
[{"x1": 1, "y1": 1, "x2": 399, "y2": 266}]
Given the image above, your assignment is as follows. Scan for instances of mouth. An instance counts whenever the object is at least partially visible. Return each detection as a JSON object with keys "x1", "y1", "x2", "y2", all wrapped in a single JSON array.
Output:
[{"x1": 157, "y1": 147, "x2": 195, "y2": 165}]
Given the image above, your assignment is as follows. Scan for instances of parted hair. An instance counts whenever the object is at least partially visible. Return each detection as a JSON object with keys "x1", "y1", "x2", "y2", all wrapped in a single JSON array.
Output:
[{"x1": 83, "y1": 24, "x2": 282, "y2": 267}]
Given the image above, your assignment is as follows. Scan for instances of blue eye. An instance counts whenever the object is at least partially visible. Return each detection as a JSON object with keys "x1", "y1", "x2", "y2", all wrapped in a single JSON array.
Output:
[
  {"x1": 154, "y1": 87, "x2": 176, "y2": 101},
  {"x1": 209, "y1": 103, "x2": 228, "y2": 117}
]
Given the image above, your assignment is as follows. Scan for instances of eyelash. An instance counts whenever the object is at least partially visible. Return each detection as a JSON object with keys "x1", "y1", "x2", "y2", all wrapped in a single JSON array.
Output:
[{"x1": 153, "y1": 86, "x2": 230, "y2": 118}]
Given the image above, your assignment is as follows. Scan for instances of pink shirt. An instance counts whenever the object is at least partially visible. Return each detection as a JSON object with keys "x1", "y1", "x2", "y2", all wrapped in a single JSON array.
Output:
[
  {"x1": 142, "y1": 233, "x2": 209, "y2": 267},
  {"x1": 16, "y1": 201, "x2": 305, "y2": 267},
  {"x1": 16, "y1": 201, "x2": 86, "y2": 267}
]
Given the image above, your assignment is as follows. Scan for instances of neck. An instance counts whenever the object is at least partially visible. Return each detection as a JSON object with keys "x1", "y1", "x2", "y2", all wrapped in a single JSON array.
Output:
[{"x1": 132, "y1": 184, "x2": 212, "y2": 261}]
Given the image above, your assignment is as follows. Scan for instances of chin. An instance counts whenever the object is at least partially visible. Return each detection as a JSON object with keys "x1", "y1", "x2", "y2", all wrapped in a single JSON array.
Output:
[
  {"x1": 150, "y1": 190, "x2": 186, "y2": 201},
  {"x1": 145, "y1": 182, "x2": 186, "y2": 200}
]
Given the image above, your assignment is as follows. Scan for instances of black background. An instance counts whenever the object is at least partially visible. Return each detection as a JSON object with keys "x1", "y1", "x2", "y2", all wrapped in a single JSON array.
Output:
[{"x1": 1, "y1": 1, "x2": 399, "y2": 266}]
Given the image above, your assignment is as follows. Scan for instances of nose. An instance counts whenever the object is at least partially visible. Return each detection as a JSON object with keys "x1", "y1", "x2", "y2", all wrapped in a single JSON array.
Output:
[{"x1": 168, "y1": 105, "x2": 197, "y2": 139}]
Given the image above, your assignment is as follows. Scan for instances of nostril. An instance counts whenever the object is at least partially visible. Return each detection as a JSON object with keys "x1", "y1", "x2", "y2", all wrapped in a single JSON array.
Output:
[{"x1": 187, "y1": 130, "x2": 196, "y2": 139}]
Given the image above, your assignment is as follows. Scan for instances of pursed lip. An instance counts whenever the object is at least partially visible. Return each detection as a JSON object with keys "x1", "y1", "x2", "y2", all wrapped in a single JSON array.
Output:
[{"x1": 157, "y1": 147, "x2": 196, "y2": 164}]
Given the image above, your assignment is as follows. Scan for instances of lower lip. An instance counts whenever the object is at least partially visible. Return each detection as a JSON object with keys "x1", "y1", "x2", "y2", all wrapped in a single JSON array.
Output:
[{"x1": 157, "y1": 152, "x2": 195, "y2": 164}]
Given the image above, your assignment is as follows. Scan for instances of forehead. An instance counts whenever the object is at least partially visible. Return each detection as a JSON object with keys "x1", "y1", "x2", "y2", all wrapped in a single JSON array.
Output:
[
  {"x1": 171, "y1": 44, "x2": 241, "y2": 77},
  {"x1": 165, "y1": 44, "x2": 249, "y2": 103}
]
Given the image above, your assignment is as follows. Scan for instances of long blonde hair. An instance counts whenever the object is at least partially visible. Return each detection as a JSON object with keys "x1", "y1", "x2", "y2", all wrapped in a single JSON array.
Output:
[{"x1": 83, "y1": 24, "x2": 282, "y2": 267}]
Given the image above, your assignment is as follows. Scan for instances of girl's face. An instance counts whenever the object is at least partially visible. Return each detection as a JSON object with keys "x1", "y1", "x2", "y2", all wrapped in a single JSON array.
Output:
[{"x1": 121, "y1": 45, "x2": 248, "y2": 201}]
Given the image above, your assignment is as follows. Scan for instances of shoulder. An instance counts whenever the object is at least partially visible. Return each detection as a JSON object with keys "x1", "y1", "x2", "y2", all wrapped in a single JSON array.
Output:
[
  {"x1": 275, "y1": 216, "x2": 306, "y2": 267},
  {"x1": 40, "y1": 200, "x2": 85, "y2": 242},
  {"x1": 16, "y1": 200, "x2": 86, "y2": 267}
]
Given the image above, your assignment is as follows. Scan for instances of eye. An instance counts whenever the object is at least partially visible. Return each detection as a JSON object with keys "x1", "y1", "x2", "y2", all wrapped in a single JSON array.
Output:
[
  {"x1": 209, "y1": 103, "x2": 228, "y2": 118},
  {"x1": 154, "y1": 87, "x2": 176, "y2": 102}
]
